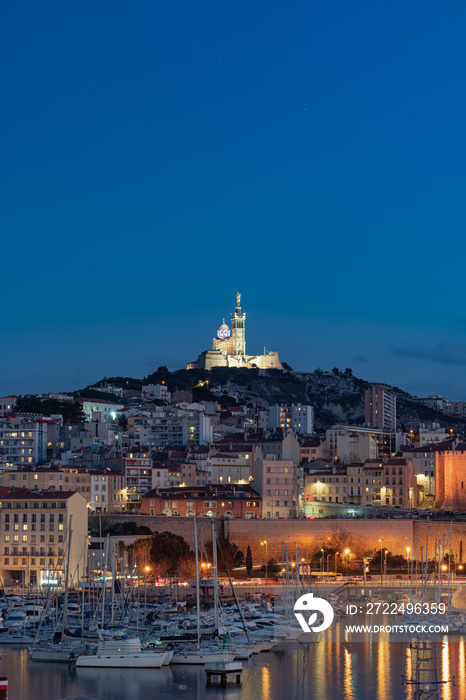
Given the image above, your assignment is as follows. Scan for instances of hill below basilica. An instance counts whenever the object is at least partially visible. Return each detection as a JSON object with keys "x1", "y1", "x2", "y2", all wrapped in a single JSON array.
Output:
[{"x1": 83, "y1": 366, "x2": 466, "y2": 433}]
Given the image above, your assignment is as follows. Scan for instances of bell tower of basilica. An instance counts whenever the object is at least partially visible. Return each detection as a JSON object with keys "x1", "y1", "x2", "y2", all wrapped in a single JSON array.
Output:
[{"x1": 231, "y1": 292, "x2": 246, "y2": 356}]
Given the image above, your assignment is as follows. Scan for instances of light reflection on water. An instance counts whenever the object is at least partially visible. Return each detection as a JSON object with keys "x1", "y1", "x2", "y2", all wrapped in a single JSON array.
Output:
[
  {"x1": 1, "y1": 636, "x2": 463, "y2": 700},
  {"x1": 459, "y1": 637, "x2": 466, "y2": 700}
]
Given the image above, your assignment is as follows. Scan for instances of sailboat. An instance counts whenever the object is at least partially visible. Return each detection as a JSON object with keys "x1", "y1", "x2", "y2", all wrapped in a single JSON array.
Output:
[
  {"x1": 29, "y1": 516, "x2": 83, "y2": 662},
  {"x1": 75, "y1": 632, "x2": 166, "y2": 668},
  {"x1": 170, "y1": 519, "x2": 236, "y2": 665}
]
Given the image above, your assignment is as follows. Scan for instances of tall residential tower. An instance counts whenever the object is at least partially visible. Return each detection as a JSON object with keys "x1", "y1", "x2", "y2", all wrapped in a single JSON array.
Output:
[{"x1": 365, "y1": 385, "x2": 397, "y2": 433}]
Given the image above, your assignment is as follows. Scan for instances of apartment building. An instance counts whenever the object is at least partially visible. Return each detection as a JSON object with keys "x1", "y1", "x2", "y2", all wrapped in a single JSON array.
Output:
[
  {"x1": 141, "y1": 484, "x2": 261, "y2": 518},
  {"x1": 64, "y1": 421, "x2": 117, "y2": 451},
  {"x1": 300, "y1": 438, "x2": 325, "y2": 463},
  {"x1": 129, "y1": 407, "x2": 212, "y2": 447},
  {"x1": 418, "y1": 423, "x2": 451, "y2": 446},
  {"x1": 362, "y1": 460, "x2": 383, "y2": 504},
  {"x1": 75, "y1": 398, "x2": 124, "y2": 423},
  {"x1": 2, "y1": 466, "x2": 91, "y2": 502},
  {"x1": 89, "y1": 470, "x2": 126, "y2": 513},
  {"x1": 255, "y1": 456, "x2": 298, "y2": 519},
  {"x1": 365, "y1": 385, "x2": 397, "y2": 432},
  {"x1": 268, "y1": 404, "x2": 314, "y2": 434},
  {"x1": 0, "y1": 397, "x2": 17, "y2": 413},
  {"x1": 124, "y1": 456, "x2": 153, "y2": 513},
  {"x1": 444, "y1": 401, "x2": 466, "y2": 418},
  {"x1": 304, "y1": 466, "x2": 348, "y2": 504},
  {"x1": 256, "y1": 432, "x2": 300, "y2": 466},
  {"x1": 0, "y1": 489, "x2": 87, "y2": 587},
  {"x1": 382, "y1": 458, "x2": 418, "y2": 508},
  {"x1": 304, "y1": 459, "x2": 384, "y2": 507},
  {"x1": 326, "y1": 425, "x2": 397, "y2": 461},
  {"x1": 0, "y1": 416, "x2": 48, "y2": 466},
  {"x1": 210, "y1": 449, "x2": 253, "y2": 485},
  {"x1": 141, "y1": 384, "x2": 171, "y2": 402}
]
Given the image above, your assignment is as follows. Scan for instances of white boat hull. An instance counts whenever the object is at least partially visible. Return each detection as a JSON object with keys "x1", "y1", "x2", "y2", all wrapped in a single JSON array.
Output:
[
  {"x1": 171, "y1": 651, "x2": 235, "y2": 665},
  {"x1": 29, "y1": 647, "x2": 78, "y2": 663},
  {"x1": 76, "y1": 651, "x2": 165, "y2": 668}
]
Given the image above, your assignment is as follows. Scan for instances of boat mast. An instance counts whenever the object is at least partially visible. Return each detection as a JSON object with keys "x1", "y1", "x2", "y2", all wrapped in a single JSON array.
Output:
[
  {"x1": 101, "y1": 533, "x2": 109, "y2": 628},
  {"x1": 212, "y1": 520, "x2": 218, "y2": 638},
  {"x1": 194, "y1": 517, "x2": 201, "y2": 648},
  {"x1": 61, "y1": 515, "x2": 73, "y2": 644}
]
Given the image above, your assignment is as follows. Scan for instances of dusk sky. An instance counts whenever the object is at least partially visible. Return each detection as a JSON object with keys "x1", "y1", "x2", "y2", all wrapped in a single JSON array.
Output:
[{"x1": 2, "y1": 2, "x2": 466, "y2": 398}]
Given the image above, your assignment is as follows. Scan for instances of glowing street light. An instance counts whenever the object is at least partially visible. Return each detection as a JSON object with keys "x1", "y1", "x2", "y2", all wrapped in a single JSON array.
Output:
[{"x1": 261, "y1": 540, "x2": 268, "y2": 587}]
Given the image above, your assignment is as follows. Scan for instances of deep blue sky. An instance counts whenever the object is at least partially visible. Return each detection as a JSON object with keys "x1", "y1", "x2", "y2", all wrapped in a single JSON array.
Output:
[{"x1": 2, "y1": 1, "x2": 466, "y2": 399}]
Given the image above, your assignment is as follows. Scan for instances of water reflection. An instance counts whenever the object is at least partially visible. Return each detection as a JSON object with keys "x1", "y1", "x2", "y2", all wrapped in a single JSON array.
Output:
[
  {"x1": 459, "y1": 637, "x2": 466, "y2": 700},
  {"x1": 376, "y1": 635, "x2": 391, "y2": 700},
  {"x1": 262, "y1": 665, "x2": 271, "y2": 700},
  {"x1": 343, "y1": 647, "x2": 355, "y2": 700},
  {"x1": 0, "y1": 638, "x2": 464, "y2": 700},
  {"x1": 404, "y1": 646, "x2": 412, "y2": 700},
  {"x1": 441, "y1": 638, "x2": 451, "y2": 700}
]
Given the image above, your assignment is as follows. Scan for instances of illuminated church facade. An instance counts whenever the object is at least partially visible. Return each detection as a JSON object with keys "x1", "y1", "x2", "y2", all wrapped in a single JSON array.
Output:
[{"x1": 187, "y1": 293, "x2": 282, "y2": 371}]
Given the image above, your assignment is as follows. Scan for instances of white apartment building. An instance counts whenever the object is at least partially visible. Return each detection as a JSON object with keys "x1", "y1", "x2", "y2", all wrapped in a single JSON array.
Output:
[
  {"x1": 88, "y1": 470, "x2": 126, "y2": 514},
  {"x1": 152, "y1": 465, "x2": 169, "y2": 489},
  {"x1": 130, "y1": 408, "x2": 213, "y2": 447},
  {"x1": 418, "y1": 423, "x2": 451, "y2": 446},
  {"x1": 141, "y1": 384, "x2": 171, "y2": 402},
  {"x1": 0, "y1": 417, "x2": 48, "y2": 467},
  {"x1": 268, "y1": 404, "x2": 314, "y2": 434},
  {"x1": 90, "y1": 472, "x2": 109, "y2": 513},
  {"x1": 75, "y1": 399, "x2": 124, "y2": 423}
]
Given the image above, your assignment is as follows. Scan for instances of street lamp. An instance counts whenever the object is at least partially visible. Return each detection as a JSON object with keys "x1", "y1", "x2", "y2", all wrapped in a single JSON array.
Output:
[
  {"x1": 261, "y1": 540, "x2": 268, "y2": 588},
  {"x1": 201, "y1": 562, "x2": 211, "y2": 578},
  {"x1": 406, "y1": 547, "x2": 411, "y2": 573},
  {"x1": 335, "y1": 552, "x2": 339, "y2": 574}
]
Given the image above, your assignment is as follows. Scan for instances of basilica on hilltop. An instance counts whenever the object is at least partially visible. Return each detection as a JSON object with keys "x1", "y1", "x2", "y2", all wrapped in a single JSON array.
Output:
[{"x1": 187, "y1": 293, "x2": 282, "y2": 371}]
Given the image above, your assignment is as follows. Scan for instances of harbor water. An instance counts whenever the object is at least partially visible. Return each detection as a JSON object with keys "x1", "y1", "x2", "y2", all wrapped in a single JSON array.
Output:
[{"x1": 3, "y1": 627, "x2": 466, "y2": 700}]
